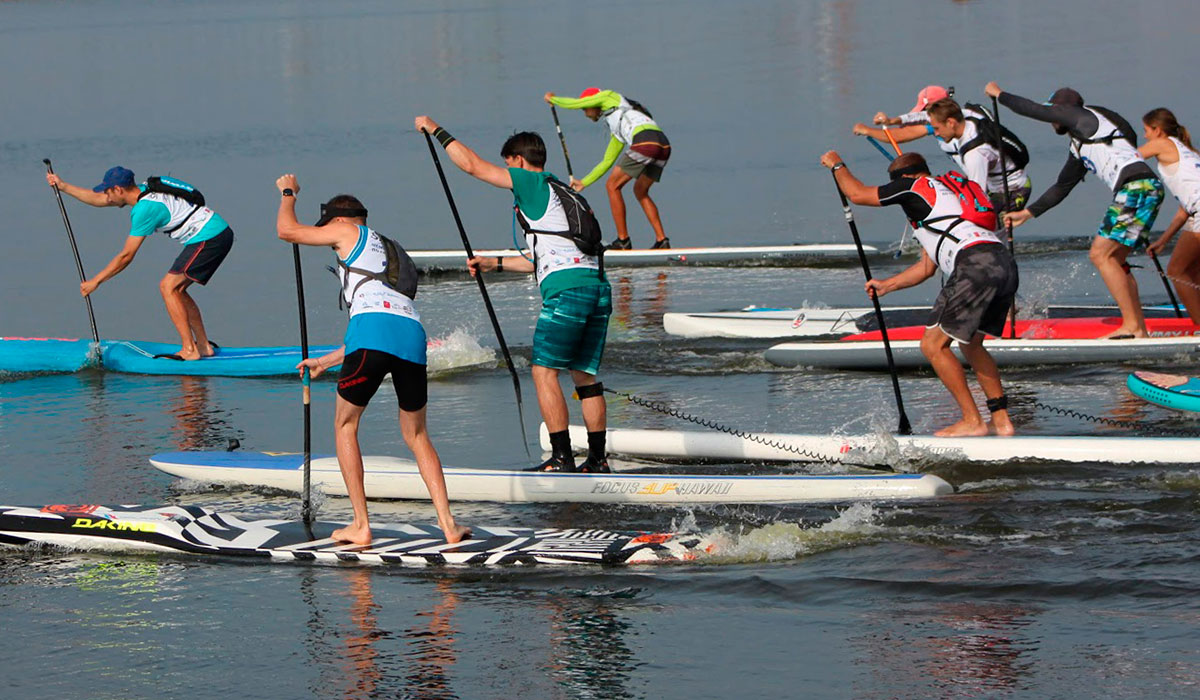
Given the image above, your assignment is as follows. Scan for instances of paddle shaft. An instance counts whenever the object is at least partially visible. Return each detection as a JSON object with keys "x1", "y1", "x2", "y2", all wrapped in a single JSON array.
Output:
[
  {"x1": 43, "y1": 159, "x2": 99, "y2": 343},
  {"x1": 550, "y1": 105, "x2": 574, "y2": 178},
  {"x1": 1150, "y1": 251, "x2": 1184, "y2": 318},
  {"x1": 831, "y1": 170, "x2": 912, "y2": 434},
  {"x1": 422, "y1": 131, "x2": 532, "y2": 459},
  {"x1": 865, "y1": 136, "x2": 895, "y2": 162},
  {"x1": 881, "y1": 125, "x2": 903, "y2": 155},
  {"x1": 293, "y1": 244, "x2": 313, "y2": 525},
  {"x1": 989, "y1": 97, "x2": 1019, "y2": 339}
]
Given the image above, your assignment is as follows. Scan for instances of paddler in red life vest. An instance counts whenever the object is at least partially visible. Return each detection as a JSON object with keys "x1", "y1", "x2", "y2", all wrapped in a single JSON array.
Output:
[
  {"x1": 820, "y1": 150, "x2": 1018, "y2": 437},
  {"x1": 544, "y1": 87, "x2": 671, "y2": 250},
  {"x1": 985, "y1": 82, "x2": 1165, "y2": 339},
  {"x1": 45, "y1": 166, "x2": 234, "y2": 360}
]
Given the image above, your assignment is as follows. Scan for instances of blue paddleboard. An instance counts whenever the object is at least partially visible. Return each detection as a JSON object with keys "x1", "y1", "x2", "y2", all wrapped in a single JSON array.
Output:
[{"x1": 1127, "y1": 371, "x2": 1200, "y2": 413}]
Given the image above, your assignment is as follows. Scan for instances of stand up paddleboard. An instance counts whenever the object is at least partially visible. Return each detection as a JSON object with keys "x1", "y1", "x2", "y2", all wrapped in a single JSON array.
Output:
[
  {"x1": 409, "y1": 244, "x2": 878, "y2": 272},
  {"x1": 764, "y1": 336, "x2": 1200, "y2": 370},
  {"x1": 663, "y1": 305, "x2": 1184, "y2": 340},
  {"x1": 0, "y1": 504, "x2": 706, "y2": 566},
  {"x1": 149, "y1": 451, "x2": 951, "y2": 503},
  {"x1": 1127, "y1": 371, "x2": 1200, "y2": 413},
  {"x1": 544, "y1": 425, "x2": 1200, "y2": 466},
  {"x1": 847, "y1": 316, "x2": 1200, "y2": 342}
]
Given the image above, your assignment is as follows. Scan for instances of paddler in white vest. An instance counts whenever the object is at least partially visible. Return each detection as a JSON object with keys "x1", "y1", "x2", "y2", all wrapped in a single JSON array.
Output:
[
  {"x1": 987, "y1": 83, "x2": 1165, "y2": 338},
  {"x1": 855, "y1": 93, "x2": 1033, "y2": 217},
  {"x1": 1140, "y1": 108, "x2": 1200, "y2": 324},
  {"x1": 820, "y1": 150, "x2": 1018, "y2": 437},
  {"x1": 415, "y1": 116, "x2": 614, "y2": 473},
  {"x1": 44, "y1": 166, "x2": 234, "y2": 360},
  {"x1": 544, "y1": 87, "x2": 671, "y2": 250},
  {"x1": 274, "y1": 174, "x2": 469, "y2": 546}
]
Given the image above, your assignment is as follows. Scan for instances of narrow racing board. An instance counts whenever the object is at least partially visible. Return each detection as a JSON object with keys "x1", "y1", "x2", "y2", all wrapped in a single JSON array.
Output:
[{"x1": 0, "y1": 504, "x2": 706, "y2": 566}]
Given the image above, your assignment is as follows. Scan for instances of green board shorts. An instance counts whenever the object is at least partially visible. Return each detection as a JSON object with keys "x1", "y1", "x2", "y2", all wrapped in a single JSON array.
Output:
[
  {"x1": 1098, "y1": 178, "x2": 1164, "y2": 248},
  {"x1": 532, "y1": 283, "x2": 613, "y2": 375}
]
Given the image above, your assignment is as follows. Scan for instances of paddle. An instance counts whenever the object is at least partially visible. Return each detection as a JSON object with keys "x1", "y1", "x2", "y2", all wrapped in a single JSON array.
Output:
[
  {"x1": 989, "y1": 96, "x2": 1019, "y2": 339},
  {"x1": 293, "y1": 243, "x2": 314, "y2": 526},
  {"x1": 881, "y1": 125, "x2": 903, "y2": 155},
  {"x1": 865, "y1": 136, "x2": 895, "y2": 162},
  {"x1": 1149, "y1": 251, "x2": 1184, "y2": 318},
  {"x1": 550, "y1": 105, "x2": 574, "y2": 178},
  {"x1": 422, "y1": 130, "x2": 532, "y2": 459},
  {"x1": 43, "y1": 158, "x2": 99, "y2": 344},
  {"x1": 831, "y1": 170, "x2": 912, "y2": 435}
]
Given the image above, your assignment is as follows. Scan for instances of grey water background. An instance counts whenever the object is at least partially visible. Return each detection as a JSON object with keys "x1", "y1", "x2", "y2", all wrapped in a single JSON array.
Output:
[{"x1": 2, "y1": 1, "x2": 1199, "y2": 698}]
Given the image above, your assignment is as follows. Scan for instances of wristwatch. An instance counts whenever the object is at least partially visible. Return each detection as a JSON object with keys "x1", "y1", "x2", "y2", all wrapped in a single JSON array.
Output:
[{"x1": 282, "y1": 188, "x2": 295, "y2": 197}]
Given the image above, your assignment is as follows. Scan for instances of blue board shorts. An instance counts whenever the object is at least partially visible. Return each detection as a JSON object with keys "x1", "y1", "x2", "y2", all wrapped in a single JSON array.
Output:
[
  {"x1": 1098, "y1": 178, "x2": 1163, "y2": 248},
  {"x1": 532, "y1": 284, "x2": 612, "y2": 374}
]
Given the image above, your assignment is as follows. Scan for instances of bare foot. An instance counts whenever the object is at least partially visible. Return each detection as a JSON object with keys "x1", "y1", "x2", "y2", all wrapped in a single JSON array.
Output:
[
  {"x1": 177, "y1": 347, "x2": 202, "y2": 361},
  {"x1": 988, "y1": 416, "x2": 1016, "y2": 436},
  {"x1": 1098, "y1": 326, "x2": 1147, "y2": 339},
  {"x1": 332, "y1": 522, "x2": 372, "y2": 545},
  {"x1": 198, "y1": 343, "x2": 216, "y2": 358},
  {"x1": 934, "y1": 419, "x2": 989, "y2": 437},
  {"x1": 441, "y1": 522, "x2": 472, "y2": 544}
]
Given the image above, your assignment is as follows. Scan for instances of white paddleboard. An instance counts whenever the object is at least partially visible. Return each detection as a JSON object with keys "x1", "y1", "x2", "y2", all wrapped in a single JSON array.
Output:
[
  {"x1": 149, "y1": 452, "x2": 950, "y2": 503},
  {"x1": 408, "y1": 244, "x2": 877, "y2": 271}
]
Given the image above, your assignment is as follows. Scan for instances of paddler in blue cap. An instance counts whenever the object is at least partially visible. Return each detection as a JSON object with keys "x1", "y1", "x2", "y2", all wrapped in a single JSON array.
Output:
[{"x1": 45, "y1": 166, "x2": 234, "y2": 360}]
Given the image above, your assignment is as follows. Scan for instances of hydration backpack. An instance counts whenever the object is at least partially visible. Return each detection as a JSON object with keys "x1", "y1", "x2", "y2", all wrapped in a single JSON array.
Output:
[
  {"x1": 333, "y1": 231, "x2": 419, "y2": 310},
  {"x1": 137, "y1": 176, "x2": 207, "y2": 234},
  {"x1": 960, "y1": 103, "x2": 1030, "y2": 171},
  {"x1": 515, "y1": 176, "x2": 605, "y2": 259},
  {"x1": 920, "y1": 171, "x2": 999, "y2": 234},
  {"x1": 625, "y1": 97, "x2": 653, "y2": 119}
]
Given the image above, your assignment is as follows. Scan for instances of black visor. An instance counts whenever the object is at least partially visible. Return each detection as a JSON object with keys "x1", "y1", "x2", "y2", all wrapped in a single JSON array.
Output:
[
  {"x1": 316, "y1": 203, "x2": 368, "y2": 226},
  {"x1": 888, "y1": 163, "x2": 927, "y2": 181}
]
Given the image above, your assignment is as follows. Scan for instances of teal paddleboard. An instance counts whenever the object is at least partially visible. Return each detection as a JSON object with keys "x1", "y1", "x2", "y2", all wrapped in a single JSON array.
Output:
[{"x1": 1127, "y1": 371, "x2": 1200, "y2": 413}]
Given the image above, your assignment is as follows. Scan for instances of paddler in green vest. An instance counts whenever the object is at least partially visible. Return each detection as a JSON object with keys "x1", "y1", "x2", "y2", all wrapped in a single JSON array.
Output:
[
  {"x1": 545, "y1": 87, "x2": 672, "y2": 250},
  {"x1": 45, "y1": 166, "x2": 234, "y2": 360}
]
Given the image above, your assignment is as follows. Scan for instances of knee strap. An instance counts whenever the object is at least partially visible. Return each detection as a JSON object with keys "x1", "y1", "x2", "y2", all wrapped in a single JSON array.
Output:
[
  {"x1": 574, "y1": 382, "x2": 604, "y2": 400},
  {"x1": 985, "y1": 395, "x2": 1008, "y2": 413}
]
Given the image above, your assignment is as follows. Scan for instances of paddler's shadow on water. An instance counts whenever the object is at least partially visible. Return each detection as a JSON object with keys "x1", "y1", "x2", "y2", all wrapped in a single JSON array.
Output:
[{"x1": 300, "y1": 569, "x2": 461, "y2": 700}]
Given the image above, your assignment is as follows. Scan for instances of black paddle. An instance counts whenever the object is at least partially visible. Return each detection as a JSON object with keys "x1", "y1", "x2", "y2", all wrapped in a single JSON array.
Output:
[
  {"x1": 422, "y1": 130, "x2": 532, "y2": 459},
  {"x1": 43, "y1": 158, "x2": 99, "y2": 344},
  {"x1": 1149, "y1": 251, "x2": 1184, "y2": 318},
  {"x1": 831, "y1": 170, "x2": 912, "y2": 435},
  {"x1": 293, "y1": 243, "x2": 314, "y2": 526},
  {"x1": 989, "y1": 96, "x2": 1019, "y2": 339},
  {"x1": 550, "y1": 105, "x2": 574, "y2": 179}
]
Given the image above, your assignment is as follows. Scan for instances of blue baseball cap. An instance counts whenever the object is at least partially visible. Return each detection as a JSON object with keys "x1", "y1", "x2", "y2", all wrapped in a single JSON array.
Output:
[{"x1": 92, "y1": 166, "x2": 136, "y2": 192}]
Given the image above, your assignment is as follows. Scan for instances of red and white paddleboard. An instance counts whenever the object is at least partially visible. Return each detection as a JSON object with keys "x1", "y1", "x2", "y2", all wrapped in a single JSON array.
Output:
[{"x1": 845, "y1": 316, "x2": 1200, "y2": 342}]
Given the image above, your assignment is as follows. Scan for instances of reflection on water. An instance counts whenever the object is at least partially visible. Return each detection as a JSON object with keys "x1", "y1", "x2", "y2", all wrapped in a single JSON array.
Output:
[
  {"x1": 855, "y1": 601, "x2": 1040, "y2": 697},
  {"x1": 401, "y1": 577, "x2": 460, "y2": 700},
  {"x1": 545, "y1": 591, "x2": 639, "y2": 700},
  {"x1": 611, "y1": 271, "x2": 671, "y2": 339}
]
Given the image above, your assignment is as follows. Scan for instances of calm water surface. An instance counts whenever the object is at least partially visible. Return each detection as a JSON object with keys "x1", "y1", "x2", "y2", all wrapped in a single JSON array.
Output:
[{"x1": 2, "y1": 1, "x2": 1199, "y2": 698}]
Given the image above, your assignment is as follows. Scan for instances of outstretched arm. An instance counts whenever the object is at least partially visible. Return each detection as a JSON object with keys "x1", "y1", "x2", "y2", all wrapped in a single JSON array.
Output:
[
  {"x1": 865, "y1": 250, "x2": 937, "y2": 298},
  {"x1": 820, "y1": 150, "x2": 881, "y2": 206},
  {"x1": 46, "y1": 173, "x2": 111, "y2": 207},
  {"x1": 852, "y1": 123, "x2": 928, "y2": 144},
  {"x1": 82, "y1": 235, "x2": 146, "y2": 296},
  {"x1": 414, "y1": 116, "x2": 513, "y2": 189}
]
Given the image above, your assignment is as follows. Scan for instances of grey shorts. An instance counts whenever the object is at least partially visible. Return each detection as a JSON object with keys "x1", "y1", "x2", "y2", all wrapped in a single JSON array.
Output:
[
  {"x1": 617, "y1": 151, "x2": 665, "y2": 181},
  {"x1": 927, "y1": 243, "x2": 1019, "y2": 342}
]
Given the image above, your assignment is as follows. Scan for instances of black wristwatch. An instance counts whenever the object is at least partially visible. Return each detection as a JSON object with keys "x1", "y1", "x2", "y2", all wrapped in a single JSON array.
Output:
[{"x1": 282, "y1": 188, "x2": 295, "y2": 197}]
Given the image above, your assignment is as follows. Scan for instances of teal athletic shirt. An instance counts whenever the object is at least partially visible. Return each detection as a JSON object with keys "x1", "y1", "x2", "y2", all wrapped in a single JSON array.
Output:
[
  {"x1": 508, "y1": 167, "x2": 607, "y2": 300},
  {"x1": 129, "y1": 184, "x2": 228, "y2": 243}
]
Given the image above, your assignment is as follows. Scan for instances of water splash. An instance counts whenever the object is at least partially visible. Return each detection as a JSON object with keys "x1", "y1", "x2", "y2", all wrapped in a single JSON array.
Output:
[
  {"x1": 696, "y1": 502, "x2": 889, "y2": 564},
  {"x1": 426, "y1": 328, "x2": 499, "y2": 376}
]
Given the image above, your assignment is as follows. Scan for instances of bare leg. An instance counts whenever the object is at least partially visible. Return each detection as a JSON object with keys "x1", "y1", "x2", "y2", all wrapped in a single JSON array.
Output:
[
  {"x1": 958, "y1": 334, "x2": 1014, "y2": 436},
  {"x1": 331, "y1": 397, "x2": 373, "y2": 545},
  {"x1": 921, "y1": 327, "x2": 988, "y2": 437},
  {"x1": 1089, "y1": 236, "x2": 1147, "y2": 337},
  {"x1": 160, "y1": 273, "x2": 204, "y2": 360},
  {"x1": 178, "y1": 290, "x2": 215, "y2": 356},
  {"x1": 570, "y1": 369, "x2": 606, "y2": 432},
  {"x1": 606, "y1": 169, "x2": 634, "y2": 242},
  {"x1": 632, "y1": 174, "x2": 666, "y2": 243},
  {"x1": 1168, "y1": 231, "x2": 1200, "y2": 324},
  {"x1": 533, "y1": 365, "x2": 569, "y2": 431},
  {"x1": 400, "y1": 406, "x2": 469, "y2": 544}
]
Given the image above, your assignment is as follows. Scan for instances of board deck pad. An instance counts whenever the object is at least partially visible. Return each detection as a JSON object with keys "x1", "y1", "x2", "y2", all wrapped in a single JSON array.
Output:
[{"x1": 0, "y1": 504, "x2": 706, "y2": 566}]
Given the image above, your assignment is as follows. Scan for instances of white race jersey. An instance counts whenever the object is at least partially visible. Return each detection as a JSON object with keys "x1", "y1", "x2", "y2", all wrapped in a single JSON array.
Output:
[
  {"x1": 938, "y1": 108, "x2": 1029, "y2": 194},
  {"x1": 602, "y1": 96, "x2": 659, "y2": 146},
  {"x1": 138, "y1": 191, "x2": 216, "y2": 244},
  {"x1": 1156, "y1": 136, "x2": 1200, "y2": 216},
  {"x1": 340, "y1": 226, "x2": 420, "y2": 322},
  {"x1": 908, "y1": 176, "x2": 1003, "y2": 274},
  {"x1": 519, "y1": 181, "x2": 600, "y2": 286},
  {"x1": 1070, "y1": 108, "x2": 1145, "y2": 191}
]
